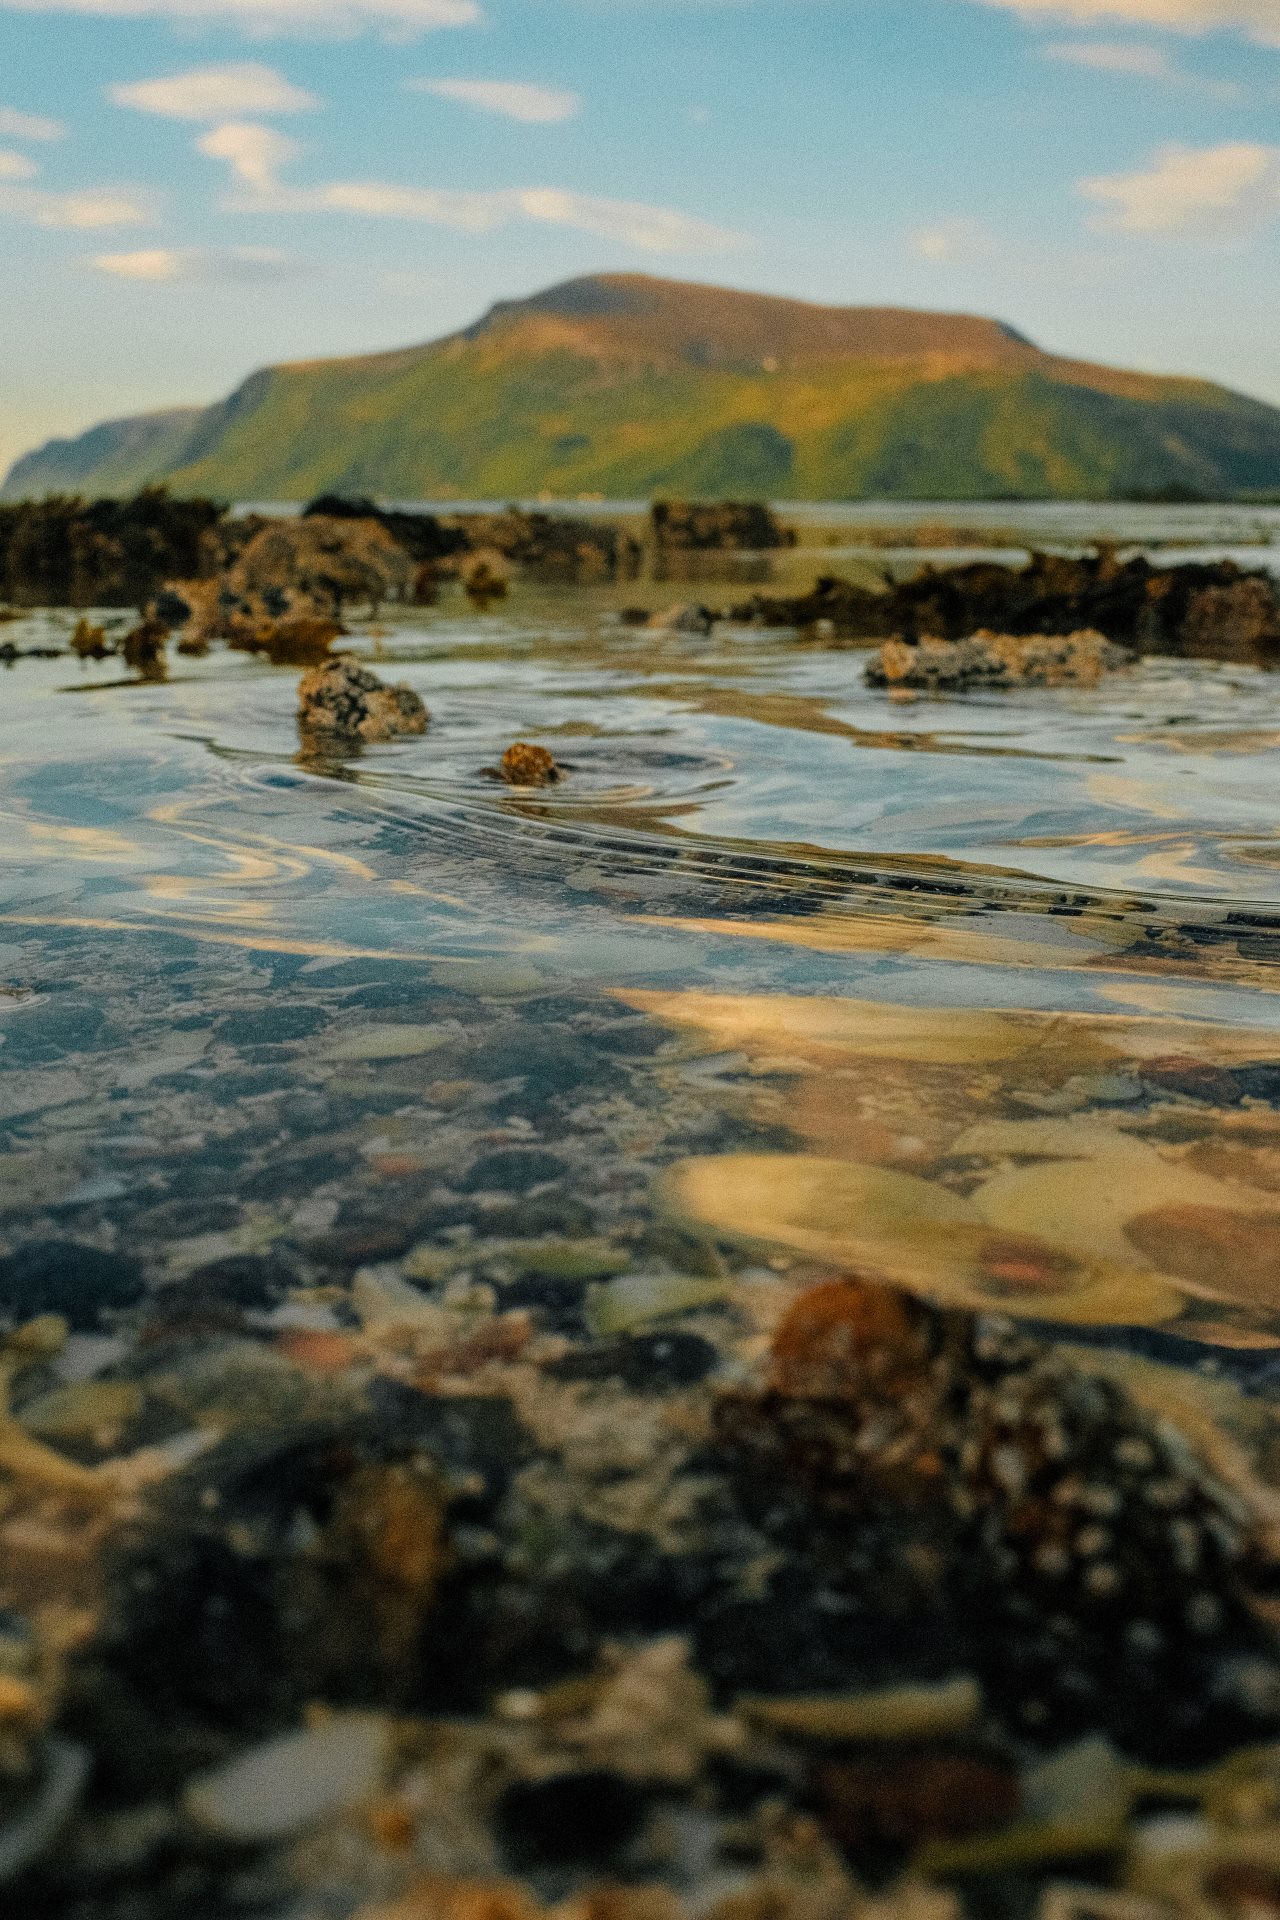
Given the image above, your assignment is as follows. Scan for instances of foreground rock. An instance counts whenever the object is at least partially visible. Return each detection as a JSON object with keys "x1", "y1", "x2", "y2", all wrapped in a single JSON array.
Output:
[
  {"x1": 867, "y1": 628, "x2": 1130, "y2": 691},
  {"x1": 297, "y1": 655, "x2": 428, "y2": 743},
  {"x1": 736, "y1": 551, "x2": 1280, "y2": 666},
  {"x1": 498, "y1": 742, "x2": 561, "y2": 786}
]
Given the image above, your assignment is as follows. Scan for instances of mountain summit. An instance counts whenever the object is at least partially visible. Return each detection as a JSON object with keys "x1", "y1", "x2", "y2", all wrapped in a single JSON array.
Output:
[{"x1": 7, "y1": 272, "x2": 1280, "y2": 502}]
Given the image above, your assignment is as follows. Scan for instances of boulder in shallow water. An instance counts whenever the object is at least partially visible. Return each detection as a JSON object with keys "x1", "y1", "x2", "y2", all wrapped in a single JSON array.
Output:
[
  {"x1": 498, "y1": 742, "x2": 561, "y2": 787},
  {"x1": 646, "y1": 603, "x2": 717, "y2": 635},
  {"x1": 866, "y1": 628, "x2": 1130, "y2": 691},
  {"x1": 1178, "y1": 578, "x2": 1280, "y2": 665},
  {"x1": 297, "y1": 654, "x2": 428, "y2": 743}
]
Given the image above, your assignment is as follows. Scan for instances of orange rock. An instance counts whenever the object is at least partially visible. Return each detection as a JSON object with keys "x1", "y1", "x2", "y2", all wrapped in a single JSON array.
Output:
[
  {"x1": 335, "y1": 1460, "x2": 446, "y2": 1601},
  {"x1": 358, "y1": 1876, "x2": 541, "y2": 1920},
  {"x1": 770, "y1": 1279, "x2": 922, "y2": 1398},
  {"x1": 277, "y1": 1329, "x2": 360, "y2": 1374},
  {"x1": 500, "y1": 742, "x2": 561, "y2": 787},
  {"x1": 814, "y1": 1750, "x2": 1020, "y2": 1849},
  {"x1": 1126, "y1": 1204, "x2": 1280, "y2": 1308}
]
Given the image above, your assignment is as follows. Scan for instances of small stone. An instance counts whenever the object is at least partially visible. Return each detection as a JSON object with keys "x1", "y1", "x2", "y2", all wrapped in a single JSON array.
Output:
[
  {"x1": 867, "y1": 628, "x2": 1129, "y2": 692},
  {"x1": 297, "y1": 654, "x2": 427, "y2": 744},
  {"x1": 498, "y1": 743, "x2": 561, "y2": 787},
  {"x1": 737, "y1": 1676, "x2": 982, "y2": 1744},
  {"x1": 460, "y1": 1149, "x2": 568, "y2": 1194},
  {"x1": 184, "y1": 1713, "x2": 391, "y2": 1843},
  {"x1": 322, "y1": 1023, "x2": 449, "y2": 1063},
  {"x1": 0, "y1": 1242, "x2": 144, "y2": 1331}
]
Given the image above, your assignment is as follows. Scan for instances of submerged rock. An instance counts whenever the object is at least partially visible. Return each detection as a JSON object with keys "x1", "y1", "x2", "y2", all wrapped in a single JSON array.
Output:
[
  {"x1": 228, "y1": 614, "x2": 343, "y2": 666},
  {"x1": 185, "y1": 1712, "x2": 391, "y2": 1842},
  {"x1": 866, "y1": 628, "x2": 1130, "y2": 691},
  {"x1": 119, "y1": 618, "x2": 169, "y2": 681},
  {"x1": 68, "y1": 619, "x2": 109, "y2": 662},
  {"x1": 646, "y1": 604, "x2": 718, "y2": 635},
  {"x1": 297, "y1": 655, "x2": 428, "y2": 744},
  {"x1": 461, "y1": 551, "x2": 511, "y2": 607}
]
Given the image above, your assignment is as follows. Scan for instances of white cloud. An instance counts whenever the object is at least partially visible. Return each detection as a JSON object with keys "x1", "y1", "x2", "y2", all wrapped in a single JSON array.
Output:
[
  {"x1": 409, "y1": 78, "x2": 580, "y2": 122},
  {"x1": 198, "y1": 120, "x2": 299, "y2": 192},
  {"x1": 1081, "y1": 139, "x2": 1280, "y2": 232},
  {"x1": 195, "y1": 118, "x2": 747, "y2": 252},
  {"x1": 92, "y1": 243, "x2": 302, "y2": 280},
  {"x1": 0, "y1": 105, "x2": 64, "y2": 140},
  {"x1": 316, "y1": 181, "x2": 745, "y2": 252},
  {"x1": 300, "y1": 179, "x2": 511, "y2": 224},
  {"x1": 909, "y1": 215, "x2": 998, "y2": 261},
  {"x1": 0, "y1": 183, "x2": 154, "y2": 226},
  {"x1": 515, "y1": 186, "x2": 742, "y2": 252},
  {"x1": 111, "y1": 62, "x2": 319, "y2": 120},
  {"x1": 0, "y1": 0, "x2": 480, "y2": 37},
  {"x1": 0, "y1": 149, "x2": 37, "y2": 179},
  {"x1": 1044, "y1": 35, "x2": 1177, "y2": 68},
  {"x1": 228, "y1": 173, "x2": 746, "y2": 252},
  {"x1": 975, "y1": 0, "x2": 1280, "y2": 46}
]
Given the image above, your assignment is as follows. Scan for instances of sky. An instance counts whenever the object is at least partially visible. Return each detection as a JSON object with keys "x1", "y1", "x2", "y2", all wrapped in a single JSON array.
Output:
[{"x1": 3, "y1": 0, "x2": 1280, "y2": 474}]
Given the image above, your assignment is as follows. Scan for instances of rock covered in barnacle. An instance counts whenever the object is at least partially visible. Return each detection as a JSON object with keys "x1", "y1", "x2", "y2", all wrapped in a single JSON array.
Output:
[
  {"x1": 866, "y1": 628, "x2": 1129, "y2": 691},
  {"x1": 499, "y1": 743, "x2": 561, "y2": 787},
  {"x1": 718, "y1": 1280, "x2": 1279, "y2": 1757},
  {"x1": 297, "y1": 654, "x2": 428, "y2": 743}
]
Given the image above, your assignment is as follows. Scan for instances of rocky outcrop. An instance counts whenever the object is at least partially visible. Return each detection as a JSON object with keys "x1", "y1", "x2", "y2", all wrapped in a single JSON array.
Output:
[
  {"x1": 735, "y1": 551, "x2": 1280, "y2": 665},
  {"x1": 866, "y1": 629, "x2": 1130, "y2": 691},
  {"x1": 652, "y1": 500, "x2": 794, "y2": 552},
  {"x1": 441, "y1": 508, "x2": 641, "y2": 584},
  {"x1": 296, "y1": 655, "x2": 428, "y2": 743},
  {"x1": 228, "y1": 515, "x2": 411, "y2": 619}
]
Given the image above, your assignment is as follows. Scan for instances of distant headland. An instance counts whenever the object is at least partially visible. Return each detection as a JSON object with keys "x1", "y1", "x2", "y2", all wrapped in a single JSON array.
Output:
[{"x1": 6, "y1": 272, "x2": 1280, "y2": 504}]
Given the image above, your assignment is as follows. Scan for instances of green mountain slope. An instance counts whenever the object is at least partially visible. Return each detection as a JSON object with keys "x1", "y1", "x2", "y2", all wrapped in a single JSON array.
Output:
[
  {"x1": 3, "y1": 407, "x2": 205, "y2": 500},
  {"x1": 7, "y1": 274, "x2": 1280, "y2": 502}
]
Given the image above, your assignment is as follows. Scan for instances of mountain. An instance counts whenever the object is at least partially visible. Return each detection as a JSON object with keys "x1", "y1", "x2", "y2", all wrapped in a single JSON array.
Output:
[
  {"x1": 7, "y1": 274, "x2": 1280, "y2": 502},
  {"x1": 4, "y1": 407, "x2": 206, "y2": 501}
]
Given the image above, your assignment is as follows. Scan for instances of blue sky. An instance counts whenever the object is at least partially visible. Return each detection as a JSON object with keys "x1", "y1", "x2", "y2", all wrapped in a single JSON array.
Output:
[{"x1": 2, "y1": 0, "x2": 1280, "y2": 472}]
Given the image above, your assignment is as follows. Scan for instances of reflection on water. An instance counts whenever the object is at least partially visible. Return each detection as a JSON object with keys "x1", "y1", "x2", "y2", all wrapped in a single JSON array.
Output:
[{"x1": 4, "y1": 561, "x2": 1280, "y2": 1908}]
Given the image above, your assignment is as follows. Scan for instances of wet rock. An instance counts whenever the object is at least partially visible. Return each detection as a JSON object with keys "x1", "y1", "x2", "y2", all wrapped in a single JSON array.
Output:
[
  {"x1": 646, "y1": 604, "x2": 717, "y2": 636},
  {"x1": 498, "y1": 743, "x2": 561, "y2": 787},
  {"x1": 461, "y1": 1149, "x2": 569, "y2": 1194},
  {"x1": 68, "y1": 619, "x2": 109, "y2": 662},
  {"x1": 738, "y1": 1677, "x2": 982, "y2": 1745},
  {"x1": 467, "y1": 1027, "x2": 601, "y2": 1103},
  {"x1": 814, "y1": 1750, "x2": 1020, "y2": 1852},
  {"x1": 439, "y1": 509, "x2": 640, "y2": 585},
  {"x1": 497, "y1": 1769, "x2": 644, "y2": 1867},
  {"x1": 651, "y1": 501, "x2": 794, "y2": 553},
  {"x1": 461, "y1": 551, "x2": 512, "y2": 606},
  {"x1": 178, "y1": 1255, "x2": 295, "y2": 1311},
  {"x1": 735, "y1": 550, "x2": 1280, "y2": 664},
  {"x1": 225, "y1": 514, "x2": 411, "y2": 621},
  {"x1": 717, "y1": 1280, "x2": 1280, "y2": 1759},
  {"x1": 1179, "y1": 578, "x2": 1280, "y2": 664},
  {"x1": 297, "y1": 655, "x2": 428, "y2": 745},
  {"x1": 0, "y1": 1242, "x2": 144, "y2": 1331},
  {"x1": 866, "y1": 629, "x2": 1129, "y2": 692},
  {"x1": 0, "y1": 1738, "x2": 90, "y2": 1884},
  {"x1": 216, "y1": 1005, "x2": 328, "y2": 1046},
  {"x1": 185, "y1": 1712, "x2": 390, "y2": 1843},
  {"x1": 552, "y1": 1331, "x2": 720, "y2": 1391},
  {"x1": 119, "y1": 618, "x2": 169, "y2": 681},
  {"x1": 227, "y1": 614, "x2": 343, "y2": 666}
]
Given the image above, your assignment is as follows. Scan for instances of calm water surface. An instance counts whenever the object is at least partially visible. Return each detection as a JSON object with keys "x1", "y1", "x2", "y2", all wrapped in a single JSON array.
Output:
[{"x1": 4, "y1": 546, "x2": 1280, "y2": 1904}]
